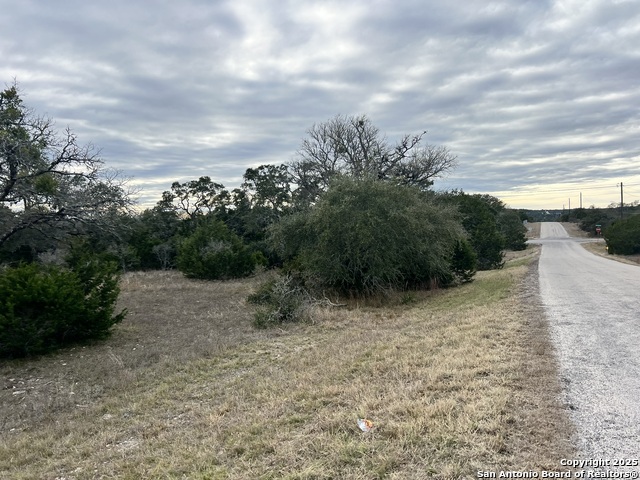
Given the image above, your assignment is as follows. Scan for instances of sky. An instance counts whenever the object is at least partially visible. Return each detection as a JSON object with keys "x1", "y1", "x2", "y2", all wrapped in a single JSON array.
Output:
[{"x1": 2, "y1": 0, "x2": 640, "y2": 210}]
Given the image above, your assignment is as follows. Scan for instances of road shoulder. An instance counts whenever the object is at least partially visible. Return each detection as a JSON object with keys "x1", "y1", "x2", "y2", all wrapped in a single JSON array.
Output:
[
  {"x1": 581, "y1": 240, "x2": 640, "y2": 266},
  {"x1": 508, "y1": 252, "x2": 578, "y2": 465}
]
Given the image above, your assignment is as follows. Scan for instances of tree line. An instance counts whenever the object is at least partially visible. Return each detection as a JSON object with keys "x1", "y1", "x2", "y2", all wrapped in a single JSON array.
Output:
[{"x1": 1, "y1": 84, "x2": 527, "y2": 356}]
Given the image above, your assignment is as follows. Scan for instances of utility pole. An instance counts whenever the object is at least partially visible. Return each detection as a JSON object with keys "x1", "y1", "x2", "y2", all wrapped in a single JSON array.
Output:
[
  {"x1": 580, "y1": 192, "x2": 582, "y2": 209},
  {"x1": 620, "y1": 182, "x2": 624, "y2": 220}
]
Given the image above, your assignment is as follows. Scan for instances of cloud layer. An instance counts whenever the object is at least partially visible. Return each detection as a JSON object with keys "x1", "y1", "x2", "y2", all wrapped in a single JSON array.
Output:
[{"x1": 2, "y1": 0, "x2": 639, "y2": 209}]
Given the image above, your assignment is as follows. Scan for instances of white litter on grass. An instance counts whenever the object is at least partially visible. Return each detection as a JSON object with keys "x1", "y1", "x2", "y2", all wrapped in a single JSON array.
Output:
[{"x1": 357, "y1": 418, "x2": 374, "y2": 432}]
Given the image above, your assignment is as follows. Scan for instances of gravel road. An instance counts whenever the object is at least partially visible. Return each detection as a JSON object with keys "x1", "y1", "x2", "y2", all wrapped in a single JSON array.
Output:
[{"x1": 531, "y1": 222, "x2": 640, "y2": 464}]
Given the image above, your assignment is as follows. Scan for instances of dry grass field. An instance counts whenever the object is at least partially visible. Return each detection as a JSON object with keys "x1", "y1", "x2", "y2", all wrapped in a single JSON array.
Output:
[{"x1": 0, "y1": 247, "x2": 576, "y2": 479}]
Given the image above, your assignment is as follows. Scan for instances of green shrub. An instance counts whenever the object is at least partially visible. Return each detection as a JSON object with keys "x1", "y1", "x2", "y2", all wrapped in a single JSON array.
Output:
[
  {"x1": 0, "y1": 260, "x2": 126, "y2": 358},
  {"x1": 249, "y1": 274, "x2": 312, "y2": 328},
  {"x1": 176, "y1": 217, "x2": 264, "y2": 279},
  {"x1": 450, "y1": 239, "x2": 477, "y2": 284},
  {"x1": 247, "y1": 276, "x2": 279, "y2": 305},
  {"x1": 605, "y1": 215, "x2": 640, "y2": 255},
  {"x1": 498, "y1": 210, "x2": 527, "y2": 251},
  {"x1": 447, "y1": 193, "x2": 505, "y2": 270},
  {"x1": 269, "y1": 177, "x2": 469, "y2": 295}
]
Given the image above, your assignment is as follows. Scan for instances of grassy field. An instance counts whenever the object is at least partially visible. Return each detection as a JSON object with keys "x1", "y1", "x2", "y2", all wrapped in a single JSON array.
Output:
[{"x1": 0, "y1": 248, "x2": 576, "y2": 479}]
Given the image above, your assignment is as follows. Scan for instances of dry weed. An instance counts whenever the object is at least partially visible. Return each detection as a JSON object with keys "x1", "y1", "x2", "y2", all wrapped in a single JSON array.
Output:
[
  {"x1": 1, "y1": 256, "x2": 575, "y2": 479},
  {"x1": 559, "y1": 222, "x2": 589, "y2": 238},
  {"x1": 525, "y1": 222, "x2": 541, "y2": 239}
]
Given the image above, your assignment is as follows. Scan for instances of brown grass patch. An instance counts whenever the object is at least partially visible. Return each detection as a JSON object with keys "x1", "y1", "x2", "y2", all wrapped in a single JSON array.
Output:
[
  {"x1": 559, "y1": 222, "x2": 589, "y2": 238},
  {"x1": 503, "y1": 244, "x2": 540, "y2": 265},
  {"x1": 1, "y1": 259, "x2": 575, "y2": 479},
  {"x1": 525, "y1": 222, "x2": 540, "y2": 239}
]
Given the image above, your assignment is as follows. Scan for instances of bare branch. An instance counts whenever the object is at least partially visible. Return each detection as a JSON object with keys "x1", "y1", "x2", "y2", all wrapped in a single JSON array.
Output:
[
  {"x1": 290, "y1": 114, "x2": 456, "y2": 202},
  {"x1": 1, "y1": 84, "x2": 136, "y2": 253}
]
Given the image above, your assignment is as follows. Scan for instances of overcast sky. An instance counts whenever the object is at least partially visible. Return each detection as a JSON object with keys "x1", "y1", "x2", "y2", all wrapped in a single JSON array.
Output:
[{"x1": 2, "y1": 0, "x2": 640, "y2": 209}]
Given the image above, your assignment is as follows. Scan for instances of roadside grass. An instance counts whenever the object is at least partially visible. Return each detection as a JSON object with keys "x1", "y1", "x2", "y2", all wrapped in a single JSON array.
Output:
[
  {"x1": 502, "y1": 244, "x2": 540, "y2": 269},
  {"x1": 0, "y1": 251, "x2": 575, "y2": 479},
  {"x1": 558, "y1": 222, "x2": 588, "y2": 238},
  {"x1": 524, "y1": 222, "x2": 541, "y2": 239},
  {"x1": 581, "y1": 240, "x2": 640, "y2": 266}
]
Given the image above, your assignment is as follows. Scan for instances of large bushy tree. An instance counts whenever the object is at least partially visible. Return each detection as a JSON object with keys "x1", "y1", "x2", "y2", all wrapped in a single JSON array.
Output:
[
  {"x1": 0, "y1": 83, "x2": 130, "y2": 355},
  {"x1": 241, "y1": 164, "x2": 293, "y2": 214},
  {"x1": 223, "y1": 164, "x2": 294, "y2": 241},
  {"x1": 269, "y1": 177, "x2": 472, "y2": 295}
]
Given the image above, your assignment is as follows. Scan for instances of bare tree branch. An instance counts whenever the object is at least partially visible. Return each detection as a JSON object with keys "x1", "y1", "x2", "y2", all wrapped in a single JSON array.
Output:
[
  {"x1": 1, "y1": 83, "x2": 136, "y2": 253},
  {"x1": 290, "y1": 114, "x2": 456, "y2": 203}
]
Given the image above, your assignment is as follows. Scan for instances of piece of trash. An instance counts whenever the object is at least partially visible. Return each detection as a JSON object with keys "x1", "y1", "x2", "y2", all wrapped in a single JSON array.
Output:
[{"x1": 357, "y1": 418, "x2": 374, "y2": 432}]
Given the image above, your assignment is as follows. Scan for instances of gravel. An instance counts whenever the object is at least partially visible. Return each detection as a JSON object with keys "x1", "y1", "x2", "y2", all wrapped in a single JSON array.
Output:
[{"x1": 531, "y1": 222, "x2": 640, "y2": 469}]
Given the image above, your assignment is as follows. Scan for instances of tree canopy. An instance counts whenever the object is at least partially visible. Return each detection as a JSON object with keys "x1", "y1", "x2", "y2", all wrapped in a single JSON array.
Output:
[
  {"x1": 157, "y1": 176, "x2": 229, "y2": 219},
  {"x1": 289, "y1": 114, "x2": 456, "y2": 203},
  {"x1": 269, "y1": 177, "x2": 472, "y2": 295},
  {"x1": 0, "y1": 84, "x2": 133, "y2": 260}
]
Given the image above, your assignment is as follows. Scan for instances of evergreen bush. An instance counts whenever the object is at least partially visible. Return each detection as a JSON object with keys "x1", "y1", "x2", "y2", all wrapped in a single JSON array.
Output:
[
  {"x1": 0, "y1": 260, "x2": 126, "y2": 358},
  {"x1": 498, "y1": 210, "x2": 527, "y2": 251},
  {"x1": 269, "y1": 178, "x2": 470, "y2": 295},
  {"x1": 605, "y1": 215, "x2": 640, "y2": 255},
  {"x1": 176, "y1": 217, "x2": 264, "y2": 279},
  {"x1": 450, "y1": 239, "x2": 477, "y2": 284}
]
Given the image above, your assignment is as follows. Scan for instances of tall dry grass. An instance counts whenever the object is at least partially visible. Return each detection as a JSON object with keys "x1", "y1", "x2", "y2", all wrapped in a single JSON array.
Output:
[{"x1": 1, "y1": 248, "x2": 575, "y2": 479}]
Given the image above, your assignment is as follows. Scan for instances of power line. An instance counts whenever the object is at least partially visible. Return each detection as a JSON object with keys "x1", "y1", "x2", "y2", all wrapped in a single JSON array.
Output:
[{"x1": 490, "y1": 182, "x2": 640, "y2": 197}]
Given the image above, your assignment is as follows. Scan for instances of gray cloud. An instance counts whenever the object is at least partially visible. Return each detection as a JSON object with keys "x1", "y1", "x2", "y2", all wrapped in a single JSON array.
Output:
[{"x1": 2, "y1": 0, "x2": 639, "y2": 209}]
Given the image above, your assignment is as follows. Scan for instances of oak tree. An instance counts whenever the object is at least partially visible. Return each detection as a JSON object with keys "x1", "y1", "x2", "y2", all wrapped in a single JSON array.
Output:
[
  {"x1": 290, "y1": 114, "x2": 456, "y2": 203},
  {"x1": 0, "y1": 84, "x2": 133, "y2": 260}
]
